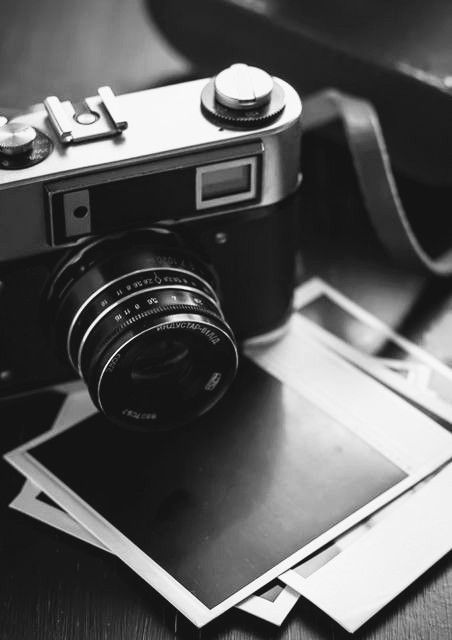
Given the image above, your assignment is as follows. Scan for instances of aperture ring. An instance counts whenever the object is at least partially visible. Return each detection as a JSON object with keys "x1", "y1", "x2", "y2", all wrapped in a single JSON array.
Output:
[{"x1": 64, "y1": 266, "x2": 218, "y2": 362}]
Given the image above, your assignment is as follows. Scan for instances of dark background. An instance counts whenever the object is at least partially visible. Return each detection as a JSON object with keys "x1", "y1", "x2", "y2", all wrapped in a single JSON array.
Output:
[{"x1": 1, "y1": 0, "x2": 452, "y2": 638}]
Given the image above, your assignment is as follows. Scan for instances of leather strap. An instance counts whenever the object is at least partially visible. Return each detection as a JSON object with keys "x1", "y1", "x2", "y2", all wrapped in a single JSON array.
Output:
[{"x1": 303, "y1": 90, "x2": 452, "y2": 276}]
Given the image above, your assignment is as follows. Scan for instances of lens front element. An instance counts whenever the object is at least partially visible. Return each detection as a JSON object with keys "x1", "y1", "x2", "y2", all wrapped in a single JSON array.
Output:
[{"x1": 95, "y1": 311, "x2": 236, "y2": 428}]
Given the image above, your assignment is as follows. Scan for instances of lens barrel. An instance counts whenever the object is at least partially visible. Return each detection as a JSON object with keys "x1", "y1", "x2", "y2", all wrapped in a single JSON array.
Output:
[{"x1": 47, "y1": 229, "x2": 238, "y2": 430}]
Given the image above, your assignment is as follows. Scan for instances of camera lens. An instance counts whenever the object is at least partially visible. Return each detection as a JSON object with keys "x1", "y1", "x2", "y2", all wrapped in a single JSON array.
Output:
[
  {"x1": 47, "y1": 229, "x2": 238, "y2": 430},
  {"x1": 130, "y1": 338, "x2": 191, "y2": 383}
]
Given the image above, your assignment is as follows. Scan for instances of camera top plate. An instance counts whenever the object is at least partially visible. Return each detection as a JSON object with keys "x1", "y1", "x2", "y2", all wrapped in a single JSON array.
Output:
[{"x1": 0, "y1": 77, "x2": 301, "y2": 188}]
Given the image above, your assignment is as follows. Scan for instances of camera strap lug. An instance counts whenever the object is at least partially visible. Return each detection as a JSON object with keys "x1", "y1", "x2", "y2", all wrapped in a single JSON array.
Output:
[{"x1": 44, "y1": 86, "x2": 128, "y2": 145}]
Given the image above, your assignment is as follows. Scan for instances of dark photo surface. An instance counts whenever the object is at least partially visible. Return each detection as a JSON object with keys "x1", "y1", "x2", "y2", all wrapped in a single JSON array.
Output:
[
  {"x1": 298, "y1": 296, "x2": 394, "y2": 356},
  {"x1": 29, "y1": 358, "x2": 405, "y2": 609}
]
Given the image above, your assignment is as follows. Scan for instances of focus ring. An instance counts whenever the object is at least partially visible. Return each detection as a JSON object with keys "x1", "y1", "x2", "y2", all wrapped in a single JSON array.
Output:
[
  {"x1": 82, "y1": 304, "x2": 224, "y2": 378},
  {"x1": 76, "y1": 288, "x2": 227, "y2": 376},
  {"x1": 68, "y1": 282, "x2": 220, "y2": 370},
  {"x1": 59, "y1": 266, "x2": 218, "y2": 361}
]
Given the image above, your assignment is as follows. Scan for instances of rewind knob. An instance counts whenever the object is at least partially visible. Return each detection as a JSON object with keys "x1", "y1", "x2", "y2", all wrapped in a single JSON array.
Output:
[
  {"x1": 214, "y1": 64, "x2": 274, "y2": 110},
  {"x1": 201, "y1": 63, "x2": 285, "y2": 129},
  {"x1": 0, "y1": 122, "x2": 37, "y2": 156}
]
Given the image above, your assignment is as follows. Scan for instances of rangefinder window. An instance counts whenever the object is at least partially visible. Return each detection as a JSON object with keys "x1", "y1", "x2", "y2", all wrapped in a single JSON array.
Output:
[{"x1": 196, "y1": 157, "x2": 258, "y2": 210}]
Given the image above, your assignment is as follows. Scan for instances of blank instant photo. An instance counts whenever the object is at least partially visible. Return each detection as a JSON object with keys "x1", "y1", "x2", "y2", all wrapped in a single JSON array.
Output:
[
  {"x1": 294, "y1": 278, "x2": 452, "y2": 429},
  {"x1": 5, "y1": 329, "x2": 452, "y2": 627},
  {"x1": 11, "y1": 373, "x2": 452, "y2": 628}
]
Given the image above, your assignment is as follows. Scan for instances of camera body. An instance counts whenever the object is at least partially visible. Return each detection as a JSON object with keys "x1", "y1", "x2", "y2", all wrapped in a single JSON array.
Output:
[{"x1": 0, "y1": 65, "x2": 302, "y2": 425}]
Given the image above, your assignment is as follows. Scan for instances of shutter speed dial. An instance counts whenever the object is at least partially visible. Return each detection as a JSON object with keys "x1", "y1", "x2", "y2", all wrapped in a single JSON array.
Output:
[{"x1": 201, "y1": 63, "x2": 286, "y2": 129}]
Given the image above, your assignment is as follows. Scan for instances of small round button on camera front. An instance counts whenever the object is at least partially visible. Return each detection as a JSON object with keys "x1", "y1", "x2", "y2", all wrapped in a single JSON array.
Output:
[
  {"x1": 0, "y1": 115, "x2": 8, "y2": 127},
  {"x1": 214, "y1": 64, "x2": 274, "y2": 110},
  {"x1": 0, "y1": 122, "x2": 37, "y2": 156}
]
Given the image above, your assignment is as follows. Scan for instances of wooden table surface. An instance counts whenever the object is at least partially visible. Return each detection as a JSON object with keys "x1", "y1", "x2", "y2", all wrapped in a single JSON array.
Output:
[{"x1": 0, "y1": 1, "x2": 451, "y2": 638}]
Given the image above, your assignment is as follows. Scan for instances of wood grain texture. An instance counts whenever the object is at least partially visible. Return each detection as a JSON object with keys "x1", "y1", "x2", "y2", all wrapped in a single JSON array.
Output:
[{"x1": 0, "y1": 0, "x2": 451, "y2": 638}]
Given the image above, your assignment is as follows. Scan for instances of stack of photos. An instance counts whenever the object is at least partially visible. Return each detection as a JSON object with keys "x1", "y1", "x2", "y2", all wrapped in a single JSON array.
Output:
[{"x1": 4, "y1": 278, "x2": 452, "y2": 630}]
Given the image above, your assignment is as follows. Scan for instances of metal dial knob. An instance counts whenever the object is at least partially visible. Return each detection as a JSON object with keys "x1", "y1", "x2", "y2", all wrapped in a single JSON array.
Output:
[
  {"x1": 0, "y1": 122, "x2": 37, "y2": 156},
  {"x1": 214, "y1": 64, "x2": 274, "y2": 110}
]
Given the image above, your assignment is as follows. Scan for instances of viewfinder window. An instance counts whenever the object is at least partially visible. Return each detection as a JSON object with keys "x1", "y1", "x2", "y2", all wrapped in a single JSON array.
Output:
[
  {"x1": 196, "y1": 157, "x2": 258, "y2": 209},
  {"x1": 202, "y1": 164, "x2": 251, "y2": 200}
]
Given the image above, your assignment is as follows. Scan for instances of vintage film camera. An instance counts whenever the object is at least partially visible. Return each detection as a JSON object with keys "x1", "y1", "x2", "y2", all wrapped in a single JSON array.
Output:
[{"x1": 0, "y1": 65, "x2": 302, "y2": 429}]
